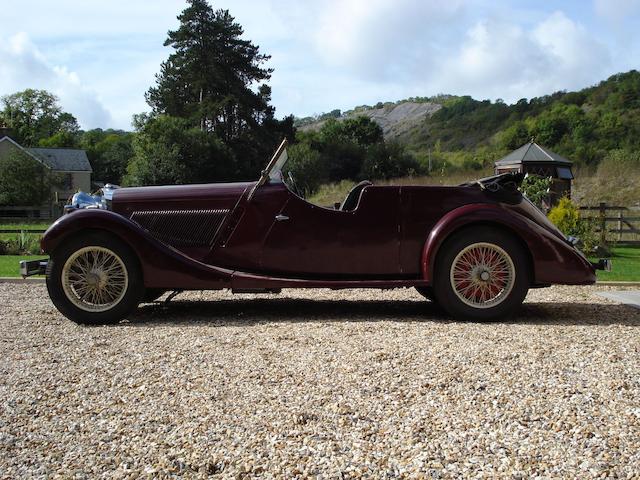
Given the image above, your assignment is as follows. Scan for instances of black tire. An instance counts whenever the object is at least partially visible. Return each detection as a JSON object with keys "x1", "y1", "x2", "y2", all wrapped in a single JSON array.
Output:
[
  {"x1": 46, "y1": 232, "x2": 144, "y2": 325},
  {"x1": 414, "y1": 286, "x2": 437, "y2": 303},
  {"x1": 432, "y1": 227, "x2": 529, "y2": 321},
  {"x1": 143, "y1": 289, "x2": 167, "y2": 303}
]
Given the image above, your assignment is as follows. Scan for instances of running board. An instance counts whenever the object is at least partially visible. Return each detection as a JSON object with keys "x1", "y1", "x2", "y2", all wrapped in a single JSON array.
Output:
[
  {"x1": 231, "y1": 272, "x2": 429, "y2": 290},
  {"x1": 232, "y1": 288, "x2": 282, "y2": 294}
]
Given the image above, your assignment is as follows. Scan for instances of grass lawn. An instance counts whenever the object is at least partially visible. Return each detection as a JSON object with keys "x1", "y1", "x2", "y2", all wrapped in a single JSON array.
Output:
[
  {"x1": 0, "y1": 222, "x2": 50, "y2": 242},
  {"x1": 0, "y1": 222, "x2": 50, "y2": 230},
  {"x1": 592, "y1": 246, "x2": 640, "y2": 282},
  {"x1": 0, "y1": 255, "x2": 47, "y2": 277}
]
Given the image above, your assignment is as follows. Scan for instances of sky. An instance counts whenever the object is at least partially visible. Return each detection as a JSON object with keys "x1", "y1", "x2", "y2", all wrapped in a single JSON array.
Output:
[{"x1": 0, "y1": 0, "x2": 639, "y2": 130}]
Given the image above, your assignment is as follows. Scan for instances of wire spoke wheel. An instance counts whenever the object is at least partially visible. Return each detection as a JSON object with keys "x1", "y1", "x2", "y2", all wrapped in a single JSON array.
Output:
[
  {"x1": 449, "y1": 242, "x2": 515, "y2": 309},
  {"x1": 61, "y1": 246, "x2": 129, "y2": 312}
]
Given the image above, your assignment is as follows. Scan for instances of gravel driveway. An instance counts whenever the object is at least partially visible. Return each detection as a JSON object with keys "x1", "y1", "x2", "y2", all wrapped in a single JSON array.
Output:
[{"x1": 1, "y1": 284, "x2": 639, "y2": 478}]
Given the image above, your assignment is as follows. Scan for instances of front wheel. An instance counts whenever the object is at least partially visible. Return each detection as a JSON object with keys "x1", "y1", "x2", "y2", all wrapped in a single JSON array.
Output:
[
  {"x1": 432, "y1": 227, "x2": 530, "y2": 321},
  {"x1": 46, "y1": 232, "x2": 144, "y2": 324}
]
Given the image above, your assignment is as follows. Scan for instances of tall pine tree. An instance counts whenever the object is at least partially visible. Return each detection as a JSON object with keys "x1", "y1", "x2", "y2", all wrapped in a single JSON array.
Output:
[{"x1": 146, "y1": 1, "x2": 274, "y2": 142}]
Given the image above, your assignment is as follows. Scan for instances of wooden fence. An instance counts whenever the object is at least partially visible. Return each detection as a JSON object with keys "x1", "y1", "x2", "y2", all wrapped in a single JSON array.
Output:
[
  {"x1": 0, "y1": 206, "x2": 53, "y2": 220},
  {"x1": 579, "y1": 203, "x2": 640, "y2": 246}
]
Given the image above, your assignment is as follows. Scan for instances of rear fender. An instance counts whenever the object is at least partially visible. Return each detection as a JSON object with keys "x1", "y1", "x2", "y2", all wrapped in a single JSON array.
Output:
[
  {"x1": 421, "y1": 204, "x2": 596, "y2": 286},
  {"x1": 41, "y1": 209, "x2": 233, "y2": 289}
]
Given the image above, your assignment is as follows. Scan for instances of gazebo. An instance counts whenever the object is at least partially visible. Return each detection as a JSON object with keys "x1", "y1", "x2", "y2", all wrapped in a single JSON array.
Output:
[{"x1": 495, "y1": 140, "x2": 574, "y2": 203}]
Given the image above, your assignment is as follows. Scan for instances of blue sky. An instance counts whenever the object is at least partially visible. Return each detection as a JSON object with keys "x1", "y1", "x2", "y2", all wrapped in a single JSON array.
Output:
[{"x1": 1, "y1": 0, "x2": 639, "y2": 130}]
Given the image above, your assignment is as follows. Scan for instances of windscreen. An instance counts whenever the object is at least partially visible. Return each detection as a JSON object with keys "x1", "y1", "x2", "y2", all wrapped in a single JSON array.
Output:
[{"x1": 268, "y1": 148, "x2": 288, "y2": 182}]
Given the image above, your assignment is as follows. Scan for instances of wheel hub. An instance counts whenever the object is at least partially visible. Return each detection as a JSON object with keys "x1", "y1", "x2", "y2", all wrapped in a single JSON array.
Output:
[{"x1": 86, "y1": 271, "x2": 104, "y2": 288}]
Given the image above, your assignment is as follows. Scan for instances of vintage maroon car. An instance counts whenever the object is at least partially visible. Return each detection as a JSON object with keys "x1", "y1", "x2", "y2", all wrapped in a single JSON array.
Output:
[{"x1": 21, "y1": 140, "x2": 608, "y2": 324}]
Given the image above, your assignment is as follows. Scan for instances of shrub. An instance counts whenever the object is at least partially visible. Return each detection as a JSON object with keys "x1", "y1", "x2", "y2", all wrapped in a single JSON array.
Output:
[
  {"x1": 520, "y1": 175, "x2": 552, "y2": 211},
  {"x1": 548, "y1": 197, "x2": 600, "y2": 253},
  {"x1": 4, "y1": 232, "x2": 42, "y2": 255},
  {"x1": 284, "y1": 143, "x2": 326, "y2": 196},
  {"x1": 360, "y1": 142, "x2": 421, "y2": 180}
]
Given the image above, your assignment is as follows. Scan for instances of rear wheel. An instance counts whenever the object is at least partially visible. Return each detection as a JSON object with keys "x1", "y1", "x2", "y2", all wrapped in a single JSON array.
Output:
[
  {"x1": 46, "y1": 233, "x2": 143, "y2": 325},
  {"x1": 414, "y1": 286, "x2": 437, "y2": 303},
  {"x1": 432, "y1": 227, "x2": 529, "y2": 321}
]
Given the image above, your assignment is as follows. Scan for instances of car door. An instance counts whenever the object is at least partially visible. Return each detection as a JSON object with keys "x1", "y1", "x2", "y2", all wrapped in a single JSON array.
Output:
[{"x1": 259, "y1": 186, "x2": 401, "y2": 278}]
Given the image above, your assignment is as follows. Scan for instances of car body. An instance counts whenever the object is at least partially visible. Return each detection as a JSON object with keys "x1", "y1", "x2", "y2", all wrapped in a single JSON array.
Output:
[{"x1": 22, "y1": 140, "x2": 608, "y2": 324}]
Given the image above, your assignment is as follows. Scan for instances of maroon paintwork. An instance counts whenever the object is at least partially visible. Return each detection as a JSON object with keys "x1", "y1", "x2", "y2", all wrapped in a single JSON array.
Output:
[{"x1": 40, "y1": 178, "x2": 596, "y2": 291}]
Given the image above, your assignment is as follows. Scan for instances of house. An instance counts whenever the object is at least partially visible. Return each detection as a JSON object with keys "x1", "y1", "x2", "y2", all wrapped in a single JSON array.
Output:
[
  {"x1": 494, "y1": 140, "x2": 574, "y2": 206},
  {"x1": 0, "y1": 129, "x2": 92, "y2": 218}
]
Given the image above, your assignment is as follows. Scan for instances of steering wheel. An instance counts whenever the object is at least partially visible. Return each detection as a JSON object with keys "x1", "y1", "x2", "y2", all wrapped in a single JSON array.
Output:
[{"x1": 287, "y1": 171, "x2": 304, "y2": 198}]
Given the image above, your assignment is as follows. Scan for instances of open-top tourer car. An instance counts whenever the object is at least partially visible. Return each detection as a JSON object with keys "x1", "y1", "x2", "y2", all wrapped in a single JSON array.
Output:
[{"x1": 21, "y1": 140, "x2": 609, "y2": 324}]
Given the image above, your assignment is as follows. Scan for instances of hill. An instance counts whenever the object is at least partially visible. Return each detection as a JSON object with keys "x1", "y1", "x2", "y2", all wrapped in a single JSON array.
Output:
[
  {"x1": 299, "y1": 101, "x2": 443, "y2": 139},
  {"x1": 296, "y1": 70, "x2": 640, "y2": 168}
]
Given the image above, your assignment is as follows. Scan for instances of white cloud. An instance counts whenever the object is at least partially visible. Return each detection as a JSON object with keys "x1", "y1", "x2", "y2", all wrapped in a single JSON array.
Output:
[
  {"x1": 314, "y1": 0, "x2": 466, "y2": 80},
  {"x1": 437, "y1": 11, "x2": 611, "y2": 102},
  {"x1": 0, "y1": 33, "x2": 112, "y2": 129}
]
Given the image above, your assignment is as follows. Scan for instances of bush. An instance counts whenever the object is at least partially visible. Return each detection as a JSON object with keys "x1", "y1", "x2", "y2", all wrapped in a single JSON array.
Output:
[
  {"x1": 520, "y1": 175, "x2": 551, "y2": 211},
  {"x1": 360, "y1": 142, "x2": 421, "y2": 180},
  {"x1": 548, "y1": 197, "x2": 600, "y2": 252},
  {"x1": 284, "y1": 143, "x2": 326, "y2": 196},
  {"x1": 4, "y1": 233, "x2": 42, "y2": 255}
]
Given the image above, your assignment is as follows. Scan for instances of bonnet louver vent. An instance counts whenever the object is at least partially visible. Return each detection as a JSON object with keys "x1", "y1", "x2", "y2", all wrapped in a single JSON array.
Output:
[{"x1": 130, "y1": 209, "x2": 229, "y2": 247}]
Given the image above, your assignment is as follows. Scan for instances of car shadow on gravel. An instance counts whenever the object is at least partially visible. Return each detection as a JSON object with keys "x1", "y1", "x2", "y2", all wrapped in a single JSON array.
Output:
[{"x1": 122, "y1": 298, "x2": 640, "y2": 327}]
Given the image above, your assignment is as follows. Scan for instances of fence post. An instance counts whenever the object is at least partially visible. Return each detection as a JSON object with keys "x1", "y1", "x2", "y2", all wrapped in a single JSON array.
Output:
[
  {"x1": 618, "y1": 211, "x2": 623, "y2": 242},
  {"x1": 599, "y1": 202, "x2": 606, "y2": 246}
]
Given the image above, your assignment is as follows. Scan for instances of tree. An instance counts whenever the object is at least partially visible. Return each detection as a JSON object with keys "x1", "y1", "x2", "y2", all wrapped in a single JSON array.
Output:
[
  {"x1": 326, "y1": 116, "x2": 384, "y2": 146},
  {"x1": 83, "y1": 129, "x2": 132, "y2": 183},
  {"x1": 124, "y1": 115, "x2": 233, "y2": 186},
  {"x1": 38, "y1": 131, "x2": 80, "y2": 149},
  {"x1": 1, "y1": 89, "x2": 80, "y2": 146},
  {"x1": 284, "y1": 143, "x2": 325, "y2": 195},
  {"x1": 499, "y1": 121, "x2": 530, "y2": 150},
  {"x1": 0, "y1": 151, "x2": 53, "y2": 206},
  {"x1": 146, "y1": 0, "x2": 273, "y2": 141},
  {"x1": 360, "y1": 142, "x2": 420, "y2": 180},
  {"x1": 141, "y1": 1, "x2": 294, "y2": 183}
]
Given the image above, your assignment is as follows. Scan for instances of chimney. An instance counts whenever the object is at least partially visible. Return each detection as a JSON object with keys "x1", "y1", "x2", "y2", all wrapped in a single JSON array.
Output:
[{"x1": 0, "y1": 126, "x2": 14, "y2": 140}]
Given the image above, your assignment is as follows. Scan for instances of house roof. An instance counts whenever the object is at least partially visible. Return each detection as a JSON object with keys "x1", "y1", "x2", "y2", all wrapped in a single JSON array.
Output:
[
  {"x1": 27, "y1": 147, "x2": 92, "y2": 172},
  {"x1": 495, "y1": 141, "x2": 572, "y2": 167},
  {"x1": 0, "y1": 136, "x2": 92, "y2": 172}
]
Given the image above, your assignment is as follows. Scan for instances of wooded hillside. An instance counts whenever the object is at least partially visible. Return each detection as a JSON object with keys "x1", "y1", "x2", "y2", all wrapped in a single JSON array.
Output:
[{"x1": 298, "y1": 70, "x2": 640, "y2": 172}]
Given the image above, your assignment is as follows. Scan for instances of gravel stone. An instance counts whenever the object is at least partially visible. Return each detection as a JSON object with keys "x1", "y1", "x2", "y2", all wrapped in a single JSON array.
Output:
[{"x1": 1, "y1": 283, "x2": 639, "y2": 478}]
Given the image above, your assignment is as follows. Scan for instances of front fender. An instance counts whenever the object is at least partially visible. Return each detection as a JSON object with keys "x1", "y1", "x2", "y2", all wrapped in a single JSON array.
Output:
[
  {"x1": 421, "y1": 204, "x2": 596, "y2": 286},
  {"x1": 42, "y1": 209, "x2": 233, "y2": 289}
]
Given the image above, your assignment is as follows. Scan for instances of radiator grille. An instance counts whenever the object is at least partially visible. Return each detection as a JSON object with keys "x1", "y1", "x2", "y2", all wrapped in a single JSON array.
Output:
[{"x1": 130, "y1": 209, "x2": 229, "y2": 247}]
